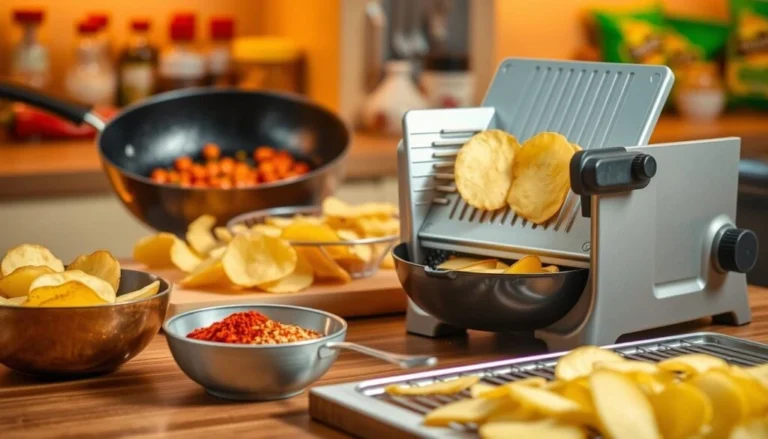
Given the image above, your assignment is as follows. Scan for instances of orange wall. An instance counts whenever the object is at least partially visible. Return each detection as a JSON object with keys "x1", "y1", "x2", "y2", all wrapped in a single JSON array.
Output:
[
  {"x1": 494, "y1": 0, "x2": 729, "y2": 64},
  {"x1": 257, "y1": 0, "x2": 341, "y2": 112}
]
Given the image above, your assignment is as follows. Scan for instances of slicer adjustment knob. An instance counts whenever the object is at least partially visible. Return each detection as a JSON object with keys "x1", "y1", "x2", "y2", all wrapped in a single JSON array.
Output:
[
  {"x1": 631, "y1": 154, "x2": 657, "y2": 180},
  {"x1": 717, "y1": 228, "x2": 758, "y2": 273}
]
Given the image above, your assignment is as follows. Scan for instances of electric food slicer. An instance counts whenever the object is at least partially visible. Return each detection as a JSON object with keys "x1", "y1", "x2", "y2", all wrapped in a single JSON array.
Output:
[{"x1": 393, "y1": 58, "x2": 759, "y2": 352}]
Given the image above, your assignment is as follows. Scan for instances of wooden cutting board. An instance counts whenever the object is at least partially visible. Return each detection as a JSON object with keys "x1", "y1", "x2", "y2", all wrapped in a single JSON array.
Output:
[{"x1": 121, "y1": 261, "x2": 407, "y2": 318}]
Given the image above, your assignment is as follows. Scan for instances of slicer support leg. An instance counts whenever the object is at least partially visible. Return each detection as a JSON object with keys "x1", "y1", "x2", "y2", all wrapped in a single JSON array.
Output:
[
  {"x1": 712, "y1": 303, "x2": 752, "y2": 326},
  {"x1": 405, "y1": 300, "x2": 466, "y2": 337}
]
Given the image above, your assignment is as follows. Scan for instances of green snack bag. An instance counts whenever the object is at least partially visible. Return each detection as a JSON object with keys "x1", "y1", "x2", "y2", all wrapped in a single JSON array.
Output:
[
  {"x1": 665, "y1": 16, "x2": 730, "y2": 67},
  {"x1": 591, "y1": 3, "x2": 666, "y2": 65},
  {"x1": 727, "y1": 0, "x2": 768, "y2": 108}
]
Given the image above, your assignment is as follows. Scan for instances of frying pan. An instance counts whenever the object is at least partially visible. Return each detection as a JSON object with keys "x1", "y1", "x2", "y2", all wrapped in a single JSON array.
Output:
[{"x1": 0, "y1": 82, "x2": 349, "y2": 236}]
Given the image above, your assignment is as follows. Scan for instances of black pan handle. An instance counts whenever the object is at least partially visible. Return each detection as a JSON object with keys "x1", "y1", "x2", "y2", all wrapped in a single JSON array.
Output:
[{"x1": 0, "y1": 80, "x2": 105, "y2": 131}]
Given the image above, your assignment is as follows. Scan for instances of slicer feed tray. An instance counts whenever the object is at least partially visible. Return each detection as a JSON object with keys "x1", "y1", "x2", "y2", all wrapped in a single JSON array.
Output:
[
  {"x1": 309, "y1": 333, "x2": 768, "y2": 439},
  {"x1": 401, "y1": 59, "x2": 673, "y2": 264}
]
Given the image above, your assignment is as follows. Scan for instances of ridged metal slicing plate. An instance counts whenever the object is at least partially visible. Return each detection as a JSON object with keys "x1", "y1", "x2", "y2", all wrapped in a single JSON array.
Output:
[{"x1": 404, "y1": 59, "x2": 673, "y2": 264}]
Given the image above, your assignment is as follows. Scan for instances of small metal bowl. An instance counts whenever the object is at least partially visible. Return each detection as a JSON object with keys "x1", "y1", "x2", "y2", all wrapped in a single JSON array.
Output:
[
  {"x1": 0, "y1": 269, "x2": 171, "y2": 378},
  {"x1": 393, "y1": 243, "x2": 589, "y2": 332},
  {"x1": 227, "y1": 206, "x2": 398, "y2": 279},
  {"x1": 164, "y1": 304, "x2": 435, "y2": 401}
]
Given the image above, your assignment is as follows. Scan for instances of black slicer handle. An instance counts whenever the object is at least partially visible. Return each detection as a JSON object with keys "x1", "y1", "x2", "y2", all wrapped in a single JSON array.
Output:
[
  {"x1": 0, "y1": 80, "x2": 93, "y2": 126},
  {"x1": 570, "y1": 147, "x2": 657, "y2": 218}
]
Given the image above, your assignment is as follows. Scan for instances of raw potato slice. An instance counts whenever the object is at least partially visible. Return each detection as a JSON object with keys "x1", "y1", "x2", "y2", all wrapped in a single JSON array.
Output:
[
  {"x1": 0, "y1": 296, "x2": 26, "y2": 306},
  {"x1": 571, "y1": 143, "x2": 583, "y2": 152},
  {"x1": 222, "y1": 234, "x2": 297, "y2": 287},
  {"x1": 133, "y1": 233, "x2": 176, "y2": 268},
  {"x1": 250, "y1": 224, "x2": 282, "y2": 238},
  {"x1": 730, "y1": 373, "x2": 768, "y2": 417},
  {"x1": 485, "y1": 405, "x2": 539, "y2": 423},
  {"x1": 730, "y1": 418, "x2": 768, "y2": 439},
  {"x1": 480, "y1": 377, "x2": 549, "y2": 399},
  {"x1": 265, "y1": 217, "x2": 296, "y2": 228},
  {"x1": 437, "y1": 257, "x2": 493, "y2": 270},
  {"x1": 495, "y1": 261, "x2": 509, "y2": 269},
  {"x1": 259, "y1": 253, "x2": 314, "y2": 293},
  {"x1": 631, "y1": 371, "x2": 674, "y2": 396},
  {"x1": 692, "y1": 370, "x2": 749, "y2": 438},
  {"x1": 507, "y1": 132, "x2": 575, "y2": 224},
  {"x1": 553, "y1": 379, "x2": 594, "y2": 413},
  {"x1": 460, "y1": 261, "x2": 501, "y2": 272},
  {"x1": 1, "y1": 244, "x2": 64, "y2": 276},
  {"x1": 589, "y1": 369, "x2": 661, "y2": 439},
  {"x1": 116, "y1": 280, "x2": 161, "y2": 303},
  {"x1": 208, "y1": 246, "x2": 227, "y2": 259},
  {"x1": 650, "y1": 382, "x2": 713, "y2": 439},
  {"x1": 595, "y1": 360, "x2": 660, "y2": 375},
  {"x1": 424, "y1": 397, "x2": 508, "y2": 427},
  {"x1": 181, "y1": 256, "x2": 228, "y2": 288},
  {"x1": 67, "y1": 250, "x2": 121, "y2": 291},
  {"x1": 659, "y1": 354, "x2": 729, "y2": 376},
  {"x1": 0, "y1": 266, "x2": 55, "y2": 298},
  {"x1": 479, "y1": 420, "x2": 588, "y2": 439},
  {"x1": 186, "y1": 215, "x2": 218, "y2": 256},
  {"x1": 470, "y1": 383, "x2": 498, "y2": 398},
  {"x1": 543, "y1": 265, "x2": 560, "y2": 273},
  {"x1": 385, "y1": 376, "x2": 479, "y2": 396},
  {"x1": 170, "y1": 239, "x2": 203, "y2": 273},
  {"x1": 295, "y1": 247, "x2": 351, "y2": 283},
  {"x1": 506, "y1": 383, "x2": 592, "y2": 424},
  {"x1": 230, "y1": 224, "x2": 250, "y2": 235},
  {"x1": 504, "y1": 256, "x2": 543, "y2": 274},
  {"x1": 455, "y1": 130, "x2": 520, "y2": 211},
  {"x1": 213, "y1": 227, "x2": 234, "y2": 243},
  {"x1": 555, "y1": 346, "x2": 625, "y2": 381}
]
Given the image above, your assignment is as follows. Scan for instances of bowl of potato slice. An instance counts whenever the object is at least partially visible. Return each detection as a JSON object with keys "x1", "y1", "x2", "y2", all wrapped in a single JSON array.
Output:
[{"x1": 0, "y1": 244, "x2": 170, "y2": 377}]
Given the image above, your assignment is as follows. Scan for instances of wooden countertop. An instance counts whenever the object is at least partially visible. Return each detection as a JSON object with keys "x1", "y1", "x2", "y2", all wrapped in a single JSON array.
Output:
[{"x1": 1, "y1": 287, "x2": 766, "y2": 438}]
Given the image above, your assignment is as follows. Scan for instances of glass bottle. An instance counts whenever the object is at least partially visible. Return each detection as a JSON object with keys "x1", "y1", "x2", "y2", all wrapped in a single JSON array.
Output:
[
  {"x1": 207, "y1": 17, "x2": 235, "y2": 86},
  {"x1": 158, "y1": 19, "x2": 206, "y2": 92},
  {"x1": 65, "y1": 20, "x2": 117, "y2": 106},
  {"x1": 117, "y1": 19, "x2": 158, "y2": 106},
  {"x1": 10, "y1": 8, "x2": 50, "y2": 89}
]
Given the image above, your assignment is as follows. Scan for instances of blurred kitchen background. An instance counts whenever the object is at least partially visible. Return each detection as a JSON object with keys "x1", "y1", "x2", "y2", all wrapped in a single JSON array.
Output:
[{"x1": 1, "y1": 0, "x2": 768, "y2": 279}]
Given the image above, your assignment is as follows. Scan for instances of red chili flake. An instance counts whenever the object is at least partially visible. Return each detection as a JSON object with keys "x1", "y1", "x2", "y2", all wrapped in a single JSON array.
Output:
[{"x1": 186, "y1": 311, "x2": 322, "y2": 345}]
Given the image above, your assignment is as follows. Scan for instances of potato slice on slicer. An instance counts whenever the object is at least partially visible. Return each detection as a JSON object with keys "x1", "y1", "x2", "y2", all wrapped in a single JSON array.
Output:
[
  {"x1": 385, "y1": 376, "x2": 479, "y2": 396},
  {"x1": 455, "y1": 129, "x2": 520, "y2": 211}
]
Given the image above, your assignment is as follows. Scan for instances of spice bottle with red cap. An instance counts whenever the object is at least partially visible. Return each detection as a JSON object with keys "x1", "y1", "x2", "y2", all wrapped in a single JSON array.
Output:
[
  {"x1": 207, "y1": 17, "x2": 235, "y2": 86},
  {"x1": 10, "y1": 8, "x2": 50, "y2": 89},
  {"x1": 117, "y1": 18, "x2": 158, "y2": 106},
  {"x1": 65, "y1": 20, "x2": 116, "y2": 106},
  {"x1": 86, "y1": 12, "x2": 112, "y2": 59},
  {"x1": 158, "y1": 17, "x2": 207, "y2": 92}
]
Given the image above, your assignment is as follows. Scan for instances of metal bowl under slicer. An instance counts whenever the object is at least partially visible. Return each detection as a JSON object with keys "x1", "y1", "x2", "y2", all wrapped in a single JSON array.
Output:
[
  {"x1": 392, "y1": 243, "x2": 589, "y2": 332},
  {"x1": 227, "y1": 205, "x2": 398, "y2": 279},
  {"x1": 164, "y1": 304, "x2": 435, "y2": 401},
  {"x1": 0, "y1": 269, "x2": 171, "y2": 378}
]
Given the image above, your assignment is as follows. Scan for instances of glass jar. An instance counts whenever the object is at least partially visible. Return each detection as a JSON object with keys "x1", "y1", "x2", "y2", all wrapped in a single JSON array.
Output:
[
  {"x1": 117, "y1": 18, "x2": 158, "y2": 106},
  {"x1": 158, "y1": 19, "x2": 206, "y2": 92},
  {"x1": 232, "y1": 37, "x2": 304, "y2": 94},
  {"x1": 207, "y1": 17, "x2": 236, "y2": 87},
  {"x1": 10, "y1": 8, "x2": 50, "y2": 89},
  {"x1": 674, "y1": 62, "x2": 726, "y2": 121},
  {"x1": 65, "y1": 20, "x2": 116, "y2": 106}
]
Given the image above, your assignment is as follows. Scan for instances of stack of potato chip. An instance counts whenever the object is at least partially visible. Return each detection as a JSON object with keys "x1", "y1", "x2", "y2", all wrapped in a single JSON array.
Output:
[
  {"x1": 0, "y1": 245, "x2": 159, "y2": 307},
  {"x1": 384, "y1": 346, "x2": 768, "y2": 438},
  {"x1": 133, "y1": 197, "x2": 399, "y2": 293},
  {"x1": 455, "y1": 130, "x2": 581, "y2": 225}
]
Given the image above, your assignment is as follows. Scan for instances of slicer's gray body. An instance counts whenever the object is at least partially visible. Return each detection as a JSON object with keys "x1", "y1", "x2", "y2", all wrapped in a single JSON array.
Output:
[{"x1": 399, "y1": 58, "x2": 752, "y2": 350}]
